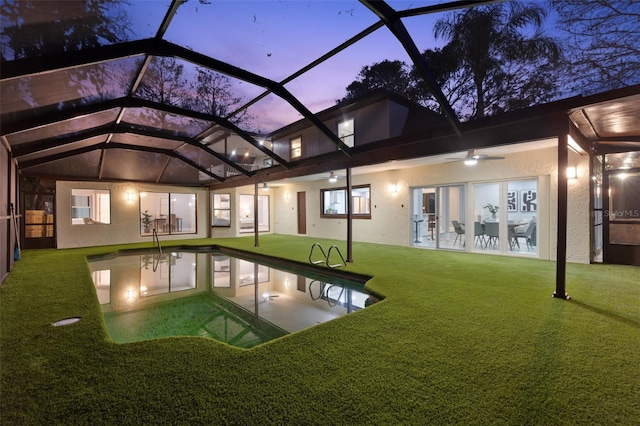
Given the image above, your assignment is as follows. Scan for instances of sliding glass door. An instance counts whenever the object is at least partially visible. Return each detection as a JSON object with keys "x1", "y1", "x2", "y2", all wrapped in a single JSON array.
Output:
[
  {"x1": 436, "y1": 185, "x2": 466, "y2": 250},
  {"x1": 472, "y1": 179, "x2": 538, "y2": 256}
]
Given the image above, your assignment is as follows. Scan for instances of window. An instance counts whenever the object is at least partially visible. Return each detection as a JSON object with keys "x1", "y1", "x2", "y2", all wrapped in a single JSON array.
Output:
[
  {"x1": 290, "y1": 136, "x2": 302, "y2": 159},
  {"x1": 140, "y1": 191, "x2": 196, "y2": 236},
  {"x1": 71, "y1": 189, "x2": 110, "y2": 224},
  {"x1": 212, "y1": 193, "x2": 231, "y2": 227},
  {"x1": 237, "y1": 260, "x2": 270, "y2": 286},
  {"x1": 472, "y1": 179, "x2": 538, "y2": 256},
  {"x1": 239, "y1": 194, "x2": 270, "y2": 233},
  {"x1": 212, "y1": 255, "x2": 230, "y2": 288},
  {"x1": 321, "y1": 185, "x2": 371, "y2": 218},
  {"x1": 338, "y1": 118, "x2": 354, "y2": 148}
]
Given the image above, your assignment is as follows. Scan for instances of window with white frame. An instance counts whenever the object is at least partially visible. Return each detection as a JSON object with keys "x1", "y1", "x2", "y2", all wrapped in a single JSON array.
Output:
[
  {"x1": 212, "y1": 193, "x2": 231, "y2": 227},
  {"x1": 290, "y1": 136, "x2": 302, "y2": 159},
  {"x1": 139, "y1": 191, "x2": 196, "y2": 236},
  {"x1": 71, "y1": 189, "x2": 111, "y2": 225},
  {"x1": 321, "y1": 185, "x2": 370, "y2": 218},
  {"x1": 338, "y1": 118, "x2": 354, "y2": 148}
]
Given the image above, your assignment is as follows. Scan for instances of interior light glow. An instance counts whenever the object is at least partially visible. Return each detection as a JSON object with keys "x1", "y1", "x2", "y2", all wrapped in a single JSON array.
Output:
[
  {"x1": 262, "y1": 183, "x2": 269, "y2": 191},
  {"x1": 329, "y1": 172, "x2": 337, "y2": 183},
  {"x1": 567, "y1": 166, "x2": 577, "y2": 179},
  {"x1": 464, "y1": 158, "x2": 477, "y2": 166}
]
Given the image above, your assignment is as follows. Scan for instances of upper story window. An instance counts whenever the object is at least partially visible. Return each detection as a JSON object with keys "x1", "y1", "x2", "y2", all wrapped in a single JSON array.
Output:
[
  {"x1": 321, "y1": 184, "x2": 371, "y2": 219},
  {"x1": 338, "y1": 118, "x2": 354, "y2": 148},
  {"x1": 290, "y1": 136, "x2": 302, "y2": 159}
]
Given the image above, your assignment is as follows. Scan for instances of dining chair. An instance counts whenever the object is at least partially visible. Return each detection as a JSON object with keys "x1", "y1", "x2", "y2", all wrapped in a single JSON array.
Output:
[
  {"x1": 452, "y1": 220, "x2": 465, "y2": 246},
  {"x1": 514, "y1": 220, "x2": 536, "y2": 250},
  {"x1": 484, "y1": 222, "x2": 499, "y2": 248},
  {"x1": 474, "y1": 222, "x2": 486, "y2": 248}
]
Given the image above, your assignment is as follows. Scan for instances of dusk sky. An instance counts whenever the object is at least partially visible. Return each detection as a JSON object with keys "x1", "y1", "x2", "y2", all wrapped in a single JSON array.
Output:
[{"x1": 127, "y1": 0, "x2": 446, "y2": 132}]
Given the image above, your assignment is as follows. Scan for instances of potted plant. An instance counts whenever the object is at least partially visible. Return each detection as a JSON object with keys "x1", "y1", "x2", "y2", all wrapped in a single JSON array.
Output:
[
  {"x1": 484, "y1": 203, "x2": 499, "y2": 220},
  {"x1": 141, "y1": 210, "x2": 152, "y2": 233}
]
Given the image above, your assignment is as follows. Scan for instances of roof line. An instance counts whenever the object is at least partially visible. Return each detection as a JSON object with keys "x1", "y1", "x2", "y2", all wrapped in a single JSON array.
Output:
[{"x1": 360, "y1": 0, "x2": 462, "y2": 136}]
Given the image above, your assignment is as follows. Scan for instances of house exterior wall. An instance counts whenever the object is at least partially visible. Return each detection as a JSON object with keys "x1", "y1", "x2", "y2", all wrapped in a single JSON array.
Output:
[
  {"x1": 53, "y1": 144, "x2": 591, "y2": 262},
  {"x1": 269, "y1": 99, "x2": 409, "y2": 161},
  {"x1": 56, "y1": 181, "x2": 209, "y2": 249},
  {"x1": 272, "y1": 143, "x2": 592, "y2": 264}
]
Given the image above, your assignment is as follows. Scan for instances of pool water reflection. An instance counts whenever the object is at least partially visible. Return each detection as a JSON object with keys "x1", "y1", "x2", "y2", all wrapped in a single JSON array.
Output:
[{"x1": 88, "y1": 249, "x2": 370, "y2": 348}]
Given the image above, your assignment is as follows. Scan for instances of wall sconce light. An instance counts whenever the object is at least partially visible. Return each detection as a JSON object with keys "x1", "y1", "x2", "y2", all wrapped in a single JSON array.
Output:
[
  {"x1": 284, "y1": 191, "x2": 289, "y2": 200},
  {"x1": 126, "y1": 191, "x2": 134, "y2": 202},
  {"x1": 389, "y1": 184, "x2": 398, "y2": 195},
  {"x1": 262, "y1": 182, "x2": 269, "y2": 191},
  {"x1": 329, "y1": 172, "x2": 337, "y2": 183},
  {"x1": 566, "y1": 166, "x2": 577, "y2": 179}
]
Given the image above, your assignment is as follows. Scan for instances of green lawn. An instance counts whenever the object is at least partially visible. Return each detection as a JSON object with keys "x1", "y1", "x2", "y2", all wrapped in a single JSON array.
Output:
[{"x1": 1, "y1": 235, "x2": 639, "y2": 425}]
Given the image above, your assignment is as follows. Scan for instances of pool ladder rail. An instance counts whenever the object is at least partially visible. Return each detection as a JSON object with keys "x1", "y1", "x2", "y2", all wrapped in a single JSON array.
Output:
[
  {"x1": 309, "y1": 280, "x2": 345, "y2": 307},
  {"x1": 308, "y1": 243, "x2": 347, "y2": 268},
  {"x1": 152, "y1": 228, "x2": 162, "y2": 255},
  {"x1": 151, "y1": 228, "x2": 163, "y2": 271}
]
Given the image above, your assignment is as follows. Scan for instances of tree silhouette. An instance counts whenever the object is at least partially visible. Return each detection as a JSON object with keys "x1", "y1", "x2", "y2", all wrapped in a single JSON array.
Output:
[
  {"x1": 340, "y1": 3, "x2": 561, "y2": 120},
  {"x1": 188, "y1": 67, "x2": 253, "y2": 130},
  {"x1": 432, "y1": 2, "x2": 561, "y2": 119},
  {"x1": 1, "y1": 0, "x2": 130, "y2": 61},
  {"x1": 1, "y1": 0, "x2": 132, "y2": 115},
  {"x1": 552, "y1": 0, "x2": 640, "y2": 93},
  {"x1": 136, "y1": 57, "x2": 191, "y2": 110},
  {"x1": 337, "y1": 60, "x2": 419, "y2": 104}
]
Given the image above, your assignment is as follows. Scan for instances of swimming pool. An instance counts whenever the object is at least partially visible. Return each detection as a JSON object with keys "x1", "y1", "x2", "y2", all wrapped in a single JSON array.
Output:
[{"x1": 88, "y1": 247, "x2": 372, "y2": 348}]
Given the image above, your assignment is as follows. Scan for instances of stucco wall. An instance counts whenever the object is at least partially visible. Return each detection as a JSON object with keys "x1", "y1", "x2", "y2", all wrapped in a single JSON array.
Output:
[
  {"x1": 56, "y1": 181, "x2": 209, "y2": 249},
  {"x1": 272, "y1": 142, "x2": 592, "y2": 263}
]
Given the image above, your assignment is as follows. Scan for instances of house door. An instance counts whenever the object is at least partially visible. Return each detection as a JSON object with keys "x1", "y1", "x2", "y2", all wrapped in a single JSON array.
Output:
[
  {"x1": 603, "y1": 162, "x2": 640, "y2": 266},
  {"x1": 297, "y1": 191, "x2": 306, "y2": 234},
  {"x1": 22, "y1": 191, "x2": 56, "y2": 249},
  {"x1": 436, "y1": 185, "x2": 466, "y2": 250}
]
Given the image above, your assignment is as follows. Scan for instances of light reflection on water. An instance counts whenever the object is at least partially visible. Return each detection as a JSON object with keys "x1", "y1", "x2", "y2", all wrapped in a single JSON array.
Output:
[{"x1": 88, "y1": 250, "x2": 370, "y2": 348}]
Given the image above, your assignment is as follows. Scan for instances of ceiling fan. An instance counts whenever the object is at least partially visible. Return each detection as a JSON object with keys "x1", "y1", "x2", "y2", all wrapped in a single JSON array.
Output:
[{"x1": 447, "y1": 149, "x2": 505, "y2": 166}]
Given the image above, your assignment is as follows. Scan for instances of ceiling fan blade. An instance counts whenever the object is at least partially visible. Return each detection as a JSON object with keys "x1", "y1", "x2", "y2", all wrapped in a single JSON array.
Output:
[{"x1": 478, "y1": 156, "x2": 505, "y2": 160}]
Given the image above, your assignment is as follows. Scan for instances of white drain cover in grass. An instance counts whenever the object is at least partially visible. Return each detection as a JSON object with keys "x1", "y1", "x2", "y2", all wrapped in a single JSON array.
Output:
[{"x1": 53, "y1": 317, "x2": 81, "y2": 327}]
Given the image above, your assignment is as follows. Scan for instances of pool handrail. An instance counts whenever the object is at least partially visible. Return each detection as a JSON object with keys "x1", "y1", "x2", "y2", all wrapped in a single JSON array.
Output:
[
  {"x1": 152, "y1": 228, "x2": 162, "y2": 255},
  {"x1": 308, "y1": 243, "x2": 327, "y2": 265},
  {"x1": 309, "y1": 243, "x2": 346, "y2": 268},
  {"x1": 326, "y1": 245, "x2": 347, "y2": 268}
]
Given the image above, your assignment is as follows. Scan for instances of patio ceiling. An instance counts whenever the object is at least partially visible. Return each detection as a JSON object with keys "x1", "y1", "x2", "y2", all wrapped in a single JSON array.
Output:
[{"x1": 1, "y1": 0, "x2": 639, "y2": 187}]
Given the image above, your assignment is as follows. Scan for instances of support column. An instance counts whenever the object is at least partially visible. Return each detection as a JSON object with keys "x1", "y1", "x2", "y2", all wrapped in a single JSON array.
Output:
[
  {"x1": 554, "y1": 129, "x2": 570, "y2": 300},
  {"x1": 346, "y1": 168, "x2": 353, "y2": 263},
  {"x1": 254, "y1": 182, "x2": 259, "y2": 247}
]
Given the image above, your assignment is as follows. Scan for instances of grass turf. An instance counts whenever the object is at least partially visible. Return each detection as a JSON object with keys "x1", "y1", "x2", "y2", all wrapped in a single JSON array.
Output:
[{"x1": 1, "y1": 235, "x2": 638, "y2": 425}]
